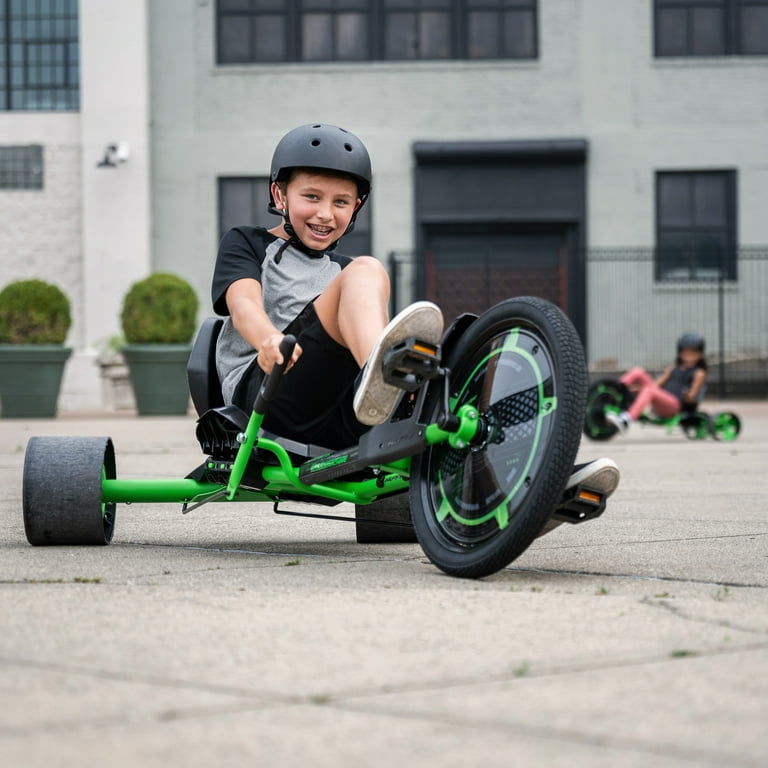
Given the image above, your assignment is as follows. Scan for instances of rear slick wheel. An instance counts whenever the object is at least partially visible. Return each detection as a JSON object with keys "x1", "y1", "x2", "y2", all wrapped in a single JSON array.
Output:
[
  {"x1": 410, "y1": 297, "x2": 586, "y2": 579},
  {"x1": 23, "y1": 436, "x2": 117, "y2": 545}
]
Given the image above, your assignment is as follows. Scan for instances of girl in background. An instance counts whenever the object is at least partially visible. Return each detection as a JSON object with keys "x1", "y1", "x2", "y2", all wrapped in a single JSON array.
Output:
[{"x1": 607, "y1": 332, "x2": 707, "y2": 432}]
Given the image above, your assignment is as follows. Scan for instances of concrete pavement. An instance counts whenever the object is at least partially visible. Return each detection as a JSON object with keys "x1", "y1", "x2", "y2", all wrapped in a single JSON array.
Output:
[{"x1": 1, "y1": 400, "x2": 766, "y2": 767}]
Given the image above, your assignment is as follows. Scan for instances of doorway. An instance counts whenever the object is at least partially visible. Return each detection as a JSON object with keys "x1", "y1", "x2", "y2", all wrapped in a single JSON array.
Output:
[{"x1": 424, "y1": 223, "x2": 571, "y2": 323}]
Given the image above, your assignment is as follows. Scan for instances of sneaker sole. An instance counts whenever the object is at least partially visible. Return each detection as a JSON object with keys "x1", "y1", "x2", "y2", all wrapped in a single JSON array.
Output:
[
  {"x1": 567, "y1": 458, "x2": 620, "y2": 497},
  {"x1": 354, "y1": 301, "x2": 444, "y2": 426}
]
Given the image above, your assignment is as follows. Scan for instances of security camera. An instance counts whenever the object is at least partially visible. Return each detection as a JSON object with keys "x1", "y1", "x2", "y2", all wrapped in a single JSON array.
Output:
[
  {"x1": 97, "y1": 141, "x2": 131, "y2": 168},
  {"x1": 113, "y1": 142, "x2": 130, "y2": 162}
]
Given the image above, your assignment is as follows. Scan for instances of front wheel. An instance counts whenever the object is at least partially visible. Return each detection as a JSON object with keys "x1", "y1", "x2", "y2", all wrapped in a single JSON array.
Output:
[
  {"x1": 410, "y1": 297, "x2": 587, "y2": 579},
  {"x1": 584, "y1": 379, "x2": 632, "y2": 441}
]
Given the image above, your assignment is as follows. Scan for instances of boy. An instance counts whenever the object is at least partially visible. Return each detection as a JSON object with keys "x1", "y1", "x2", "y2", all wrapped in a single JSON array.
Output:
[{"x1": 212, "y1": 124, "x2": 620, "y2": 512}]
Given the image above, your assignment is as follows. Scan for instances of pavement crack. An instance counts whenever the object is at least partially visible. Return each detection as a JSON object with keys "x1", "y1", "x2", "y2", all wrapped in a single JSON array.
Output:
[
  {"x1": 639, "y1": 596, "x2": 768, "y2": 635},
  {"x1": 303, "y1": 639, "x2": 768, "y2": 704},
  {"x1": 505, "y1": 564, "x2": 768, "y2": 589},
  {"x1": 0, "y1": 654, "x2": 296, "y2": 707},
  {"x1": 325, "y1": 698, "x2": 760, "y2": 768}
]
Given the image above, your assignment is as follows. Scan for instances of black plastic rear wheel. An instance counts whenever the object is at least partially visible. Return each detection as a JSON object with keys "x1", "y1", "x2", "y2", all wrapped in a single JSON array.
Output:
[
  {"x1": 584, "y1": 379, "x2": 632, "y2": 441},
  {"x1": 410, "y1": 297, "x2": 586, "y2": 579},
  {"x1": 355, "y1": 492, "x2": 417, "y2": 543},
  {"x1": 23, "y1": 436, "x2": 117, "y2": 545}
]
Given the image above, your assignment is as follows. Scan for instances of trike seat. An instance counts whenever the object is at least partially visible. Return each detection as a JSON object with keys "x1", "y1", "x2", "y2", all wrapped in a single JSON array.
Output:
[
  {"x1": 187, "y1": 316, "x2": 225, "y2": 416},
  {"x1": 187, "y1": 317, "x2": 332, "y2": 461}
]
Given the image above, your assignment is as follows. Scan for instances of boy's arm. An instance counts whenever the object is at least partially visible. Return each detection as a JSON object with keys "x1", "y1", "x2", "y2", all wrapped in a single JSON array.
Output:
[{"x1": 226, "y1": 278, "x2": 302, "y2": 374}]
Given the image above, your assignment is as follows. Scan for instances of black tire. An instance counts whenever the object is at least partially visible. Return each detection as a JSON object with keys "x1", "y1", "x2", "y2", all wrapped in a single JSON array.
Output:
[
  {"x1": 23, "y1": 436, "x2": 117, "y2": 546},
  {"x1": 709, "y1": 411, "x2": 741, "y2": 441},
  {"x1": 355, "y1": 492, "x2": 417, "y2": 543},
  {"x1": 410, "y1": 296, "x2": 586, "y2": 579},
  {"x1": 680, "y1": 412, "x2": 711, "y2": 440},
  {"x1": 584, "y1": 379, "x2": 632, "y2": 441}
]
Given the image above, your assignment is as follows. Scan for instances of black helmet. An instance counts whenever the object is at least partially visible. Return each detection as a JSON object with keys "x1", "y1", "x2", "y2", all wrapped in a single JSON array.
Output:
[
  {"x1": 677, "y1": 332, "x2": 705, "y2": 353},
  {"x1": 268, "y1": 124, "x2": 371, "y2": 222}
]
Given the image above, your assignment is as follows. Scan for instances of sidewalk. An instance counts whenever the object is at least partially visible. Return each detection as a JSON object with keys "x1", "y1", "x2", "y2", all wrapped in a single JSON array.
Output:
[{"x1": 1, "y1": 401, "x2": 766, "y2": 767}]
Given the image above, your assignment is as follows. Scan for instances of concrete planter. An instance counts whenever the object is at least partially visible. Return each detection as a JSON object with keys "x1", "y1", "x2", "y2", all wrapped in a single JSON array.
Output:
[
  {"x1": 121, "y1": 344, "x2": 192, "y2": 416},
  {"x1": 0, "y1": 345, "x2": 72, "y2": 418},
  {"x1": 96, "y1": 353, "x2": 136, "y2": 411}
]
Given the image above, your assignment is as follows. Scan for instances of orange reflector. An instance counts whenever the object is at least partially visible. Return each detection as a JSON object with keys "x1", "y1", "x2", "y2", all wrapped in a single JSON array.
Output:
[
  {"x1": 578, "y1": 489, "x2": 602, "y2": 504},
  {"x1": 413, "y1": 342, "x2": 437, "y2": 355}
]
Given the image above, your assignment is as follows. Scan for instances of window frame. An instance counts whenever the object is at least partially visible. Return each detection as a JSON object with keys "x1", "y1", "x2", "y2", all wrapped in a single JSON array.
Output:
[
  {"x1": 654, "y1": 170, "x2": 738, "y2": 282},
  {"x1": 0, "y1": 0, "x2": 79, "y2": 111},
  {"x1": 0, "y1": 144, "x2": 44, "y2": 189},
  {"x1": 654, "y1": 0, "x2": 768, "y2": 57},
  {"x1": 215, "y1": 0, "x2": 538, "y2": 64}
]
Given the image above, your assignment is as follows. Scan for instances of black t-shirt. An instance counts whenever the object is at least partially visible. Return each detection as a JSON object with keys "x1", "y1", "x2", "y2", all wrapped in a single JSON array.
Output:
[{"x1": 212, "y1": 225, "x2": 354, "y2": 403}]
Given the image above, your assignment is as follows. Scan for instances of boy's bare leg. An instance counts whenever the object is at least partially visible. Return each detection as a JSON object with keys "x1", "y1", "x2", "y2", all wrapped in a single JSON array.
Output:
[{"x1": 313, "y1": 256, "x2": 390, "y2": 366}]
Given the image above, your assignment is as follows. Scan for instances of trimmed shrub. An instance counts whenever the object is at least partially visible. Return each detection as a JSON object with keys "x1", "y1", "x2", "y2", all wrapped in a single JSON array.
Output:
[
  {"x1": 0, "y1": 279, "x2": 71, "y2": 344},
  {"x1": 121, "y1": 273, "x2": 199, "y2": 344}
]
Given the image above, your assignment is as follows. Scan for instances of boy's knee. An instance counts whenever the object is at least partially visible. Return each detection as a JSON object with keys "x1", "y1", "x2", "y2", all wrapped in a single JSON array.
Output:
[{"x1": 347, "y1": 255, "x2": 388, "y2": 284}]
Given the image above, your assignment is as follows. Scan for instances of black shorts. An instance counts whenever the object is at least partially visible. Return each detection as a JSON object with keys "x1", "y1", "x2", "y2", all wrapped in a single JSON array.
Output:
[{"x1": 233, "y1": 301, "x2": 368, "y2": 449}]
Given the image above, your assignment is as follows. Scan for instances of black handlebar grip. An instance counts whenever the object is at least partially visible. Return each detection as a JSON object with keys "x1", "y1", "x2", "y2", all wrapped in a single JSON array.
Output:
[{"x1": 253, "y1": 334, "x2": 297, "y2": 414}]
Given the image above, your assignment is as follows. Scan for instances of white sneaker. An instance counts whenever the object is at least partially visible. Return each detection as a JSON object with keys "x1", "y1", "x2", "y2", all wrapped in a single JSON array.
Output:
[
  {"x1": 353, "y1": 301, "x2": 444, "y2": 426},
  {"x1": 565, "y1": 458, "x2": 620, "y2": 497},
  {"x1": 605, "y1": 411, "x2": 630, "y2": 432}
]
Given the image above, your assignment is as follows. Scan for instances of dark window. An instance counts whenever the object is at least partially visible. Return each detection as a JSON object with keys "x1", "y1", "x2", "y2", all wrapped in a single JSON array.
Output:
[
  {"x1": 655, "y1": 0, "x2": 768, "y2": 56},
  {"x1": 219, "y1": 177, "x2": 273, "y2": 236},
  {"x1": 655, "y1": 171, "x2": 737, "y2": 281},
  {"x1": 216, "y1": 0, "x2": 537, "y2": 63},
  {"x1": 0, "y1": 0, "x2": 79, "y2": 110},
  {"x1": 0, "y1": 144, "x2": 43, "y2": 188},
  {"x1": 218, "y1": 176, "x2": 372, "y2": 255}
]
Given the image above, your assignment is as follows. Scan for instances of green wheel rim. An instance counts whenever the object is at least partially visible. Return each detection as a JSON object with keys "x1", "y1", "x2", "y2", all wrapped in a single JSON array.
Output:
[
  {"x1": 710, "y1": 412, "x2": 741, "y2": 441},
  {"x1": 425, "y1": 326, "x2": 557, "y2": 546}
]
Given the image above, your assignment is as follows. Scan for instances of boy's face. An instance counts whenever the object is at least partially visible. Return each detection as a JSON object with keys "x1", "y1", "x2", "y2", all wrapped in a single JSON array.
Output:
[{"x1": 271, "y1": 171, "x2": 360, "y2": 250}]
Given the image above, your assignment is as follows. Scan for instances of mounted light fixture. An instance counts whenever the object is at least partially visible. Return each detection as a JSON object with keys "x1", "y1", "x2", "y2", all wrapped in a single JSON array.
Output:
[{"x1": 96, "y1": 142, "x2": 130, "y2": 168}]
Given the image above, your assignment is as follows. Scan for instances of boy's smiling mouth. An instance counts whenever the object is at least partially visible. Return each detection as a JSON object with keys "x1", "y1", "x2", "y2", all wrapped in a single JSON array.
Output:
[{"x1": 307, "y1": 224, "x2": 333, "y2": 237}]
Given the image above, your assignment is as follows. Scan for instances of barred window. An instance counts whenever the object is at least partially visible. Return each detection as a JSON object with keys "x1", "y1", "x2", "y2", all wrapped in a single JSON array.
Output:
[
  {"x1": 216, "y1": 0, "x2": 537, "y2": 63},
  {"x1": 0, "y1": 0, "x2": 79, "y2": 110},
  {"x1": 218, "y1": 176, "x2": 372, "y2": 255},
  {"x1": 0, "y1": 145, "x2": 44, "y2": 189},
  {"x1": 656, "y1": 171, "x2": 737, "y2": 281},
  {"x1": 655, "y1": 0, "x2": 768, "y2": 56}
]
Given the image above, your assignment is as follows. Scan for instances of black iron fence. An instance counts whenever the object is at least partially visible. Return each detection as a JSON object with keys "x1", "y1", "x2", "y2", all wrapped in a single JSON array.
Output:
[{"x1": 387, "y1": 247, "x2": 768, "y2": 398}]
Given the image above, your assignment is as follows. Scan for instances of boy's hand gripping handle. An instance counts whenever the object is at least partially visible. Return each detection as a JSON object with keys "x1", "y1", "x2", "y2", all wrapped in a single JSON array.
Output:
[{"x1": 253, "y1": 335, "x2": 296, "y2": 414}]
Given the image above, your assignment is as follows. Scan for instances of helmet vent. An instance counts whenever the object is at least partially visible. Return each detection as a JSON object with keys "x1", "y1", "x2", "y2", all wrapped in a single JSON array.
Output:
[
  {"x1": 344, "y1": 143, "x2": 353, "y2": 152},
  {"x1": 311, "y1": 139, "x2": 321, "y2": 146}
]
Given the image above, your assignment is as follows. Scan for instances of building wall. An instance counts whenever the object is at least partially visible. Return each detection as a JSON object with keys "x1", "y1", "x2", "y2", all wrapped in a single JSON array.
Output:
[
  {"x1": 4, "y1": 0, "x2": 765, "y2": 410},
  {"x1": 149, "y1": 1, "x2": 768, "y2": 306},
  {"x1": 0, "y1": 115, "x2": 83, "y2": 320},
  {"x1": 0, "y1": 0, "x2": 151, "y2": 411}
]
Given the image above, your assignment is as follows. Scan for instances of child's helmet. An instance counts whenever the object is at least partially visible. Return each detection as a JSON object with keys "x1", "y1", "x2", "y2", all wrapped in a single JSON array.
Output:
[
  {"x1": 677, "y1": 332, "x2": 705, "y2": 352},
  {"x1": 268, "y1": 124, "x2": 372, "y2": 231}
]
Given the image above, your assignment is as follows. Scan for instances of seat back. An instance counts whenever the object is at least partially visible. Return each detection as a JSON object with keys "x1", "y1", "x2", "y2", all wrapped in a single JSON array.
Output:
[{"x1": 187, "y1": 317, "x2": 224, "y2": 415}]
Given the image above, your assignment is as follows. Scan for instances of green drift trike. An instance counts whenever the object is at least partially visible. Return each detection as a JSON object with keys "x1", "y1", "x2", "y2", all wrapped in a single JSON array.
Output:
[
  {"x1": 23, "y1": 296, "x2": 609, "y2": 579},
  {"x1": 584, "y1": 378, "x2": 741, "y2": 442}
]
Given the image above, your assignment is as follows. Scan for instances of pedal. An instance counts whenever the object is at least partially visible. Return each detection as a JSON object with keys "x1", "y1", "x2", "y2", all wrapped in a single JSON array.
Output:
[
  {"x1": 551, "y1": 484, "x2": 607, "y2": 525},
  {"x1": 382, "y1": 337, "x2": 441, "y2": 392}
]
